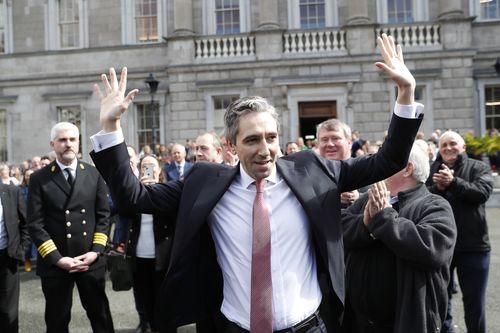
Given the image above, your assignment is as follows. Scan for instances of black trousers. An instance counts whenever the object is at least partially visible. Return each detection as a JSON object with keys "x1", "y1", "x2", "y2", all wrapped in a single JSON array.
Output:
[
  {"x1": 132, "y1": 257, "x2": 170, "y2": 332},
  {"x1": 40, "y1": 265, "x2": 114, "y2": 333},
  {"x1": 0, "y1": 250, "x2": 20, "y2": 333}
]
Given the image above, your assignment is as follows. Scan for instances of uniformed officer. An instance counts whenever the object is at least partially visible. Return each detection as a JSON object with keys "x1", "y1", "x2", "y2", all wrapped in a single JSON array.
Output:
[{"x1": 27, "y1": 122, "x2": 114, "y2": 333}]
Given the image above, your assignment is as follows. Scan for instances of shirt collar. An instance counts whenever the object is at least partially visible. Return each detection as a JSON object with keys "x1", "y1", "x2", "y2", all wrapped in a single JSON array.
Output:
[
  {"x1": 239, "y1": 164, "x2": 279, "y2": 190},
  {"x1": 56, "y1": 159, "x2": 78, "y2": 172}
]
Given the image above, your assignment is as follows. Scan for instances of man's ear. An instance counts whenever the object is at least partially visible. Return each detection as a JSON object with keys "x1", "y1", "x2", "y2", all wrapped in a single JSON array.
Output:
[
  {"x1": 404, "y1": 162, "x2": 414, "y2": 177},
  {"x1": 49, "y1": 140, "x2": 54, "y2": 149}
]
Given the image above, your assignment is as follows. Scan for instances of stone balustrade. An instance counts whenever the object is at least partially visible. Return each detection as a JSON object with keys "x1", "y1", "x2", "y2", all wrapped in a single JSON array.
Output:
[
  {"x1": 376, "y1": 23, "x2": 441, "y2": 49},
  {"x1": 283, "y1": 29, "x2": 347, "y2": 54},
  {"x1": 195, "y1": 35, "x2": 255, "y2": 59}
]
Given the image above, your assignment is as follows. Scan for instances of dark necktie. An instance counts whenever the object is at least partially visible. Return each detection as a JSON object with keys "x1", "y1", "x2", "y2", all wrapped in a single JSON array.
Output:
[
  {"x1": 250, "y1": 179, "x2": 273, "y2": 333},
  {"x1": 65, "y1": 168, "x2": 74, "y2": 185},
  {"x1": 177, "y1": 164, "x2": 183, "y2": 179}
]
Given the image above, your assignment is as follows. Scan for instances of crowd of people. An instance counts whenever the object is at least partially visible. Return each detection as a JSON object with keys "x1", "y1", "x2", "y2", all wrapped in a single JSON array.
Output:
[{"x1": 0, "y1": 34, "x2": 494, "y2": 333}]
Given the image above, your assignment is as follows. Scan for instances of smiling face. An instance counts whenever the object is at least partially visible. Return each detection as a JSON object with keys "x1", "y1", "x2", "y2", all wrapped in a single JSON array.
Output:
[
  {"x1": 439, "y1": 131, "x2": 466, "y2": 167},
  {"x1": 230, "y1": 112, "x2": 280, "y2": 180},
  {"x1": 318, "y1": 127, "x2": 352, "y2": 161}
]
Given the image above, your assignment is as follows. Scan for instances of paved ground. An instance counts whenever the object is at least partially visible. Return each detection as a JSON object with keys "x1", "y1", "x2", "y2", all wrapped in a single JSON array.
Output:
[{"x1": 18, "y1": 208, "x2": 500, "y2": 332}]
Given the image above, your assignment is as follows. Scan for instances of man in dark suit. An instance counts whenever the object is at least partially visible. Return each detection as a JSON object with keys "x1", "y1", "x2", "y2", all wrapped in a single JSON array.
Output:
[
  {"x1": 91, "y1": 34, "x2": 423, "y2": 333},
  {"x1": 163, "y1": 143, "x2": 192, "y2": 181},
  {"x1": 0, "y1": 182, "x2": 30, "y2": 333},
  {"x1": 27, "y1": 122, "x2": 114, "y2": 333}
]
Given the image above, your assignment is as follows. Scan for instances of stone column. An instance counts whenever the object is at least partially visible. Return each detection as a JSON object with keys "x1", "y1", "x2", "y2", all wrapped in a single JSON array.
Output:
[
  {"x1": 438, "y1": 0, "x2": 464, "y2": 19},
  {"x1": 173, "y1": 0, "x2": 194, "y2": 35},
  {"x1": 346, "y1": 0, "x2": 371, "y2": 25},
  {"x1": 257, "y1": 0, "x2": 280, "y2": 30}
]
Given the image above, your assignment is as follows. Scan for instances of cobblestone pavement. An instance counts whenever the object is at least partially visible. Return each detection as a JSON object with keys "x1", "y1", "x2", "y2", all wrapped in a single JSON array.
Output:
[{"x1": 18, "y1": 208, "x2": 500, "y2": 332}]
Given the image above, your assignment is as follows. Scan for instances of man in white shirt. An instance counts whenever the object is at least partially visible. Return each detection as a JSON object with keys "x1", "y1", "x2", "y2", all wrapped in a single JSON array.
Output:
[{"x1": 90, "y1": 34, "x2": 423, "y2": 332}]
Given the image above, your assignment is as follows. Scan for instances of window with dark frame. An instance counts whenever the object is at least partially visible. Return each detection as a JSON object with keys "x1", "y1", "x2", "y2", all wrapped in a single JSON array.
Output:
[
  {"x1": 485, "y1": 85, "x2": 500, "y2": 131},
  {"x1": 136, "y1": 102, "x2": 160, "y2": 150}
]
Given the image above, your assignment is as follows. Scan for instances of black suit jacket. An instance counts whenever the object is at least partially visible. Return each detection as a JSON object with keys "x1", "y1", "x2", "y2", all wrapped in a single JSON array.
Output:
[
  {"x1": 27, "y1": 161, "x2": 111, "y2": 277},
  {"x1": 91, "y1": 114, "x2": 422, "y2": 329},
  {"x1": 0, "y1": 183, "x2": 30, "y2": 261}
]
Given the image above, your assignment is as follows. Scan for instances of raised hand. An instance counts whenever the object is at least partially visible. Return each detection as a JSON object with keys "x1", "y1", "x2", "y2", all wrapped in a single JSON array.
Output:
[
  {"x1": 94, "y1": 67, "x2": 139, "y2": 132},
  {"x1": 375, "y1": 33, "x2": 415, "y2": 105}
]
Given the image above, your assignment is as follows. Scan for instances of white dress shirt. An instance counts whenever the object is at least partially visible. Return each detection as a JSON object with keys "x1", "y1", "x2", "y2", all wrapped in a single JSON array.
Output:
[
  {"x1": 136, "y1": 214, "x2": 156, "y2": 258},
  {"x1": 208, "y1": 166, "x2": 321, "y2": 330}
]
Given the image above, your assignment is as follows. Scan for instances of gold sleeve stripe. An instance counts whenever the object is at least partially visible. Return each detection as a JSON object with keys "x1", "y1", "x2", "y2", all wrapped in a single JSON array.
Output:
[
  {"x1": 38, "y1": 240, "x2": 58, "y2": 258},
  {"x1": 92, "y1": 233, "x2": 108, "y2": 245}
]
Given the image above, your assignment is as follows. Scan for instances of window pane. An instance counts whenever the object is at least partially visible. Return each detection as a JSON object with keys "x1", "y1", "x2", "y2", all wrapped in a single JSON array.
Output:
[
  {"x1": 485, "y1": 85, "x2": 500, "y2": 131},
  {"x1": 215, "y1": 0, "x2": 240, "y2": 35},
  {"x1": 136, "y1": 102, "x2": 160, "y2": 150},
  {"x1": 481, "y1": 0, "x2": 500, "y2": 20},
  {"x1": 135, "y1": 0, "x2": 158, "y2": 42},
  {"x1": 299, "y1": 0, "x2": 325, "y2": 29},
  {"x1": 388, "y1": 0, "x2": 414, "y2": 24},
  {"x1": 0, "y1": 109, "x2": 6, "y2": 162},
  {"x1": 59, "y1": 0, "x2": 79, "y2": 48},
  {"x1": 212, "y1": 95, "x2": 239, "y2": 132}
]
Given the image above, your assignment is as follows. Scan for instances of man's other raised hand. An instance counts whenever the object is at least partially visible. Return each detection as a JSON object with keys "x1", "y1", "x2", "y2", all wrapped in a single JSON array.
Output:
[{"x1": 375, "y1": 33, "x2": 416, "y2": 105}]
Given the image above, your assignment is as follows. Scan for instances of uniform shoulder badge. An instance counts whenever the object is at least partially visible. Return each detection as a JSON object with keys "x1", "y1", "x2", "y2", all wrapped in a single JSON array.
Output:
[
  {"x1": 51, "y1": 166, "x2": 56, "y2": 172},
  {"x1": 80, "y1": 163, "x2": 85, "y2": 170}
]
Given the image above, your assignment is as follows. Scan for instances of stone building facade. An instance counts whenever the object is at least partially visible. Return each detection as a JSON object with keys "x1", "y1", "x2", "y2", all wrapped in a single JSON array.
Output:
[{"x1": 0, "y1": 0, "x2": 499, "y2": 163}]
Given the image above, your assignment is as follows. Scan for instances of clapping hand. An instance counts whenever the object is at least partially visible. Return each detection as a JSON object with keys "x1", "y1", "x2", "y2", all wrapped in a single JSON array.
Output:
[
  {"x1": 94, "y1": 67, "x2": 139, "y2": 133},
  {"x1": 363, "y1": 181, "x2": 391, "y2": 226},
  {"x1": 375, "y1": 33, "x2": 416, "y2": 105},
  {"x1": 432, "y1": 164, "x2": 455, "y2": 191}
]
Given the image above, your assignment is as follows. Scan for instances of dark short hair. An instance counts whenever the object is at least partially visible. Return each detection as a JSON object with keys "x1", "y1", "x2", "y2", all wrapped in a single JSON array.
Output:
[{"x1": 224, "y1": 96, "x2": 280, "y2": 144}]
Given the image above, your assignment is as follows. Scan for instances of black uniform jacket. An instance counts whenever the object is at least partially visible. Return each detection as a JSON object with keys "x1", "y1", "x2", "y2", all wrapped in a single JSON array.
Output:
[
  {"x1": 0, "y1": 183, "x2": 30, "y2": 261},
  {"x1": 91, "y1": 114, "x2": 422, "y2": 329},
  {"x1": 27, "y1": 160, "x2": 111, "y2": 277}
]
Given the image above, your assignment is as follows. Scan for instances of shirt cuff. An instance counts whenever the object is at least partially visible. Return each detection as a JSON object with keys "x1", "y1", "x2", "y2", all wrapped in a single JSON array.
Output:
[
  {"x1": 90, "y1": 130, "x2": 124, "y2": 152},
  {"x1": 394, "y1": 102, "x2": 424, "y2": 119}
]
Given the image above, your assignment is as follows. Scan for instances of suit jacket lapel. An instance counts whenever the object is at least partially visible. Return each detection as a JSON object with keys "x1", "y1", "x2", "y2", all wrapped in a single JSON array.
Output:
[{"x1": 191, "y1": 168, "x2": 237, "y2": 215}]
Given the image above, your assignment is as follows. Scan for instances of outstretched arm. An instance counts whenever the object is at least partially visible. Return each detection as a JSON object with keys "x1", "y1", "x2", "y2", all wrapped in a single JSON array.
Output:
[
  {"x1": 94, "y1": 67, "x2": 139, "y2": 133},
  {"x1": 376, "y1": 33, "x2": 415, "y2": 105}
]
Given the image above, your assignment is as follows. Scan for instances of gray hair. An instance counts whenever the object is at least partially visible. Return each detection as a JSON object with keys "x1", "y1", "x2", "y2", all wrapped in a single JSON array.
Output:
[
  {"x1": 50, "y1": 122, "x2": 79, "y2": 141},
  {"x1": 224, "y1": 96, "x2": 280, "y2": 144},
  {"x1": 439, "y1": 130, "x2": 465, "y2": 148},
  {"x1": 316, "y1": 118, "x2": 352, "y2": 141},
  {"x1": 408, "y1": 143, "x2": 430, "y2": 182}
]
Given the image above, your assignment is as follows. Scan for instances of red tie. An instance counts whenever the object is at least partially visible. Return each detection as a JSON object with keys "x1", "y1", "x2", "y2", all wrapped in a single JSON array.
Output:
[{"x1": 250, "y1": 179, "x2": 273, "y2": 333}]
